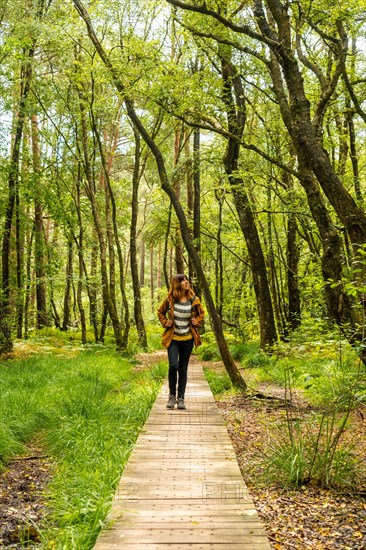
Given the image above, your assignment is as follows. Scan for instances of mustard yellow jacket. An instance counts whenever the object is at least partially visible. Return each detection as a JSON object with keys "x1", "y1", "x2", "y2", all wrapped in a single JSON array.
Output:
[{"x1": 157, "y1": 296, "x2": 205, "y2": 349}]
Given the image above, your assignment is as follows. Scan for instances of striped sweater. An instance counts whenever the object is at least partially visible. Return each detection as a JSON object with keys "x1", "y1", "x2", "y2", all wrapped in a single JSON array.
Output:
[{"x1": 173, "y1": 301, "x2": 192, "y2": 340}]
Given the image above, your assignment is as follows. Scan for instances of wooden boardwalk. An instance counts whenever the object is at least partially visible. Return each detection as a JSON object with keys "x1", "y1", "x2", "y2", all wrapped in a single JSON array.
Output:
[{"x1": 94, "y1": 359, "x2": 271, "y2": 549}]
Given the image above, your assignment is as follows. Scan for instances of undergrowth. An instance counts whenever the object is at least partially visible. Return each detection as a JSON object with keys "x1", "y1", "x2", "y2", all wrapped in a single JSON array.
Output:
[
  {"x1": 203, "y1": 367, "x2": 233, "y2": 395},
  {"x1": 202, "y1": 331, "x2": 365, "y2": 491},
  {"x1": 0, "y1": 343, "x2": 166, "y2": 548}
]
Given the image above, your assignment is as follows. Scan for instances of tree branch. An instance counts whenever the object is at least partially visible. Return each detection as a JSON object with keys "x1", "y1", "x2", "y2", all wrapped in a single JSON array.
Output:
[
  {"x1": 170, "y1": 110, "x2": 300, "y2": 178},
  {"x1": 342, "y1": 70, "x2": 366, "y2": 125},
  {"x1": 165, "y1": 0, "x2": 283, "y2": 52},
  {"x1": 176, "y1": 16, "x2": 270, "y2": 67}
]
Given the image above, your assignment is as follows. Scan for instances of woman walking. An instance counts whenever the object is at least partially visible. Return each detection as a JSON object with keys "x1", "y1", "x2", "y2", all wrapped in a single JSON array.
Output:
[{"x1": 158, "y1": 274, "x2": 205, "y2": 410}]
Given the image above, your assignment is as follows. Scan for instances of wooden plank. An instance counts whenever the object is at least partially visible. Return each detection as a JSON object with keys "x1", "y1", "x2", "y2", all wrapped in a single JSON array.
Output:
[
  {"x1": 93, "y1": 363, "x2": 271, "y2": 550},
  {"x1": 108, "y1": 500, "x2": 257, "y2": 512},
  {"x1": 111, "y1": 518, "x2": 260, "y2": 526},
  {"x1": 95, "y1": 544, "x2": 270, "y2": 550},
  {"x1": 94, "y1": 529, "x2": 270, "y2": 546}
]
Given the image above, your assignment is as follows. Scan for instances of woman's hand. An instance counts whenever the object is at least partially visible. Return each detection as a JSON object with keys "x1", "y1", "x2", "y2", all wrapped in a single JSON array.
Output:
[
  {"x1": 166, "y1": 319, "x2": 173, "y2": 327},
  {"x1": 191, "y1": 318, "x2": 198, "y2": 326}
]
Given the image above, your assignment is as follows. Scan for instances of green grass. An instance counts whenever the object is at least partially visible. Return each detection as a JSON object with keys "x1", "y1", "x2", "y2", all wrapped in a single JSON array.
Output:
[
  {"x1": 203, "y1": 367, "x2": 233, "y2": 395},
  {"x1": 0, "y1": 345, "x2": 167, "y2": 549},
  {"x1": 263, "y1": 413, "x2": 360, "y2": 489},
  {"x1": 231, "y1": 337, "x2": 366, "y2": 408},
  {"x1": 202, "y1": 333, "x2": 365, "y2": 490}
]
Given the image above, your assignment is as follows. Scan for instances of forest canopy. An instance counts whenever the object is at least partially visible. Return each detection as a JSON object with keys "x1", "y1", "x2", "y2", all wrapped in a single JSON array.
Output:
[{"x1": 1, "y1": 0, "x2": 366, "y2": 373}]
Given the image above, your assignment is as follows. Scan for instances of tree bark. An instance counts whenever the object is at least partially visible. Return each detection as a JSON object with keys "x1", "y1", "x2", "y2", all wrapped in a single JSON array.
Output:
[
  {"x1": 140, "y1": 238, "x2": 145, "y2": 287},
  {"x1": 257, "y1": 0, "x2": 366, "y2": 246},
  {"x1": 76, "y1": 246, "x2": 87, "y2": 344},
  {"x1": 0, "y1": 50, "x2": 33, "y2": 352},
  {"x1": 192, "y1": 127, "x2": 203, "y2": 300},
  {"x1": 31, "y1": 114, "x2": 49, "y2": 329},
  {"x1": 130, "y1": 127, "x2": 147, "y2": 348},
  {"x1": 15, "y1": 157, "x2": 24, "y2": 339},
  {"x1": 220, "y1": 54, "x2": 277, "y2": 349},
  {"x1": 89, "y1": 231, "x2": 99, "y2": 342},
  {"x1": 166, "y1": 0, "x2": 366, "y2": 247},
  {"x1": 24, "y1": 229, "x2": 34, "y2": 339},
  {"x1": 185, "y1": 129, "x2": 194, "y2": 283},
  {"x1": 267, "y1": 47, "x2": 363, "y2": 345},
  {"x1": 346, "y1": 102, "x2": 361, "y2": 202},
  {"x1": 74, "y1": 171, "x2": 87, "y2": 344},
  {"x1": 76, "y1": 66, "x2": 125, "y2": 351},
  {"x1": 61, "y1": 237, "x2": 73, "y2": 331},
  {"x1": 163, "y1": 204, "x2": 172, "y2": 289},
  {"x1": 215, "y1": 189, "x2": 224, "y2": 320},
  {"x1": 173, "y1": 126, "x2": 185, "y2": 273},
  {"x1": 150, "y1": 242, "x2": 154, "y2": 311},
  {"x1": 266, "y1": 199, "x2": 286, "y2": 339},
  {"x1": 92, "y1": 116, "x2": 130, "y2": 348},
  {"x1": 287, "y1": 215, "x2": 301, "y2": 331},
  {"x1": 299, "y1": 159, "x2": 360, "y2": 334}
]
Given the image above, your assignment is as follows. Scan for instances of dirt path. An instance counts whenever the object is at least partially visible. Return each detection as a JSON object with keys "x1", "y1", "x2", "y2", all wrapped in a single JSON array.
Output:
[{"x1": 0, "y1": 444, "x2": 53, "y2": 548}]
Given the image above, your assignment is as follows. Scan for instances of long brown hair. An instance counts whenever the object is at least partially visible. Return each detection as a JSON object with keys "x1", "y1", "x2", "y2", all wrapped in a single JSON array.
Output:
[{"x1": 167, "y1": 274, "x2": 194, "y2": 303}]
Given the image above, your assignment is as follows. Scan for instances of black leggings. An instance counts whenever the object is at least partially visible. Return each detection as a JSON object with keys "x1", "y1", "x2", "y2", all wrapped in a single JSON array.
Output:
[{"x1": 167, "y1": 338, "x2": 194, "y2": 398}]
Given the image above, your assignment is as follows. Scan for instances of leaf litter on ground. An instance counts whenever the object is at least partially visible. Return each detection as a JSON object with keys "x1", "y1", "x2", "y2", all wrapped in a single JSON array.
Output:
[
  {"x1": 212, "y1": 367, "x2": 366, "y2": 549},
  {"x1": 0, "y1": 442, "x2": 53, "y2": 548}
]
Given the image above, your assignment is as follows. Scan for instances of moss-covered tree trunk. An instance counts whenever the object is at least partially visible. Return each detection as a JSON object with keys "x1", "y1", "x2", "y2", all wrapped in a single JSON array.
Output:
[{"x1": 220, "y1": 54, "x2": 277, "y2": 349}]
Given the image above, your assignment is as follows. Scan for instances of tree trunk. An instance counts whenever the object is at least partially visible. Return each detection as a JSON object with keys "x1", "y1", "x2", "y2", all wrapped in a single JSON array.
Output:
[
  {"x1": 61, "y1": 237, "x2": 73, "y2": 331},
  {"x1": 185, "y1": 130, "x2": 194, "y2": 282},
  {"x1": 266, "y1": 201, "x2": 286, "y2": 338},
  {"x1": 130, "y1": 127, "x2": 147, "y2": 348},
  {"x1": 346, "y1": 102, "x2": 361, "y2": 202},
  {"x1": 15, "y1": 163, "x2": 24, "y2": 339},
  {"x1": 157, "y1": 241, "x2": 162, "y2": 303},
  {"x1": 163, "y1": 204, "x2": 172, "y2": 289},
  {"x1": 100, "y1": 305, "x2": 108, "y2": 343},
  {"x1": 31, "y1": 114, "x2": 48, "y2": 329},
  {"x1": 268, "y1": 47, "x2": 363, "y2": 347},
  {"x1": 287, "y1": 215, "x2": 301, "y2": 331},
  {"x1": 24, "y1": 229, "x2": 34, "y2": 339},
  {"x1": 89, "y1": 231, "x2": 99, "y2": 342},
  {"x1": 0, "y1": 50, "x2": 33, "y2": 352},
  {"x1": 150, "y1": 242, "x2": 154, "y2": 311},
  {"x1": 192, "y1": 127, "x2": 203, "y2": 300},
  {"x1": 256, "y1": 1, "x2": 366, "y2": 246},
  {"x1": 173, "y1": 126, "x2": 185, "y2": 274},
  {"x1": 73, "y1": 171, "x2": 87, "y2": 344},
  {"x1": 232, "y1": 266, "x2": 246, "y2": 327},
  {"x1": 220, "y1": 54, "x2": 277, "y2": 349},
  {"x1": 298, "y1": 159, "x2": 360, "y2": 334},
  {"x1": 94, "y1": 119, "x2": 130, "y2": 348},
  {"x1": 76, "y1": 69, "x2": 125, "y2": 351},
  {"x1": 215, "y1": 189, "x2": 224, "y2": 319},
  {"x1": 77, "y1": 247, "x2": 87, "y2": 344}
]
